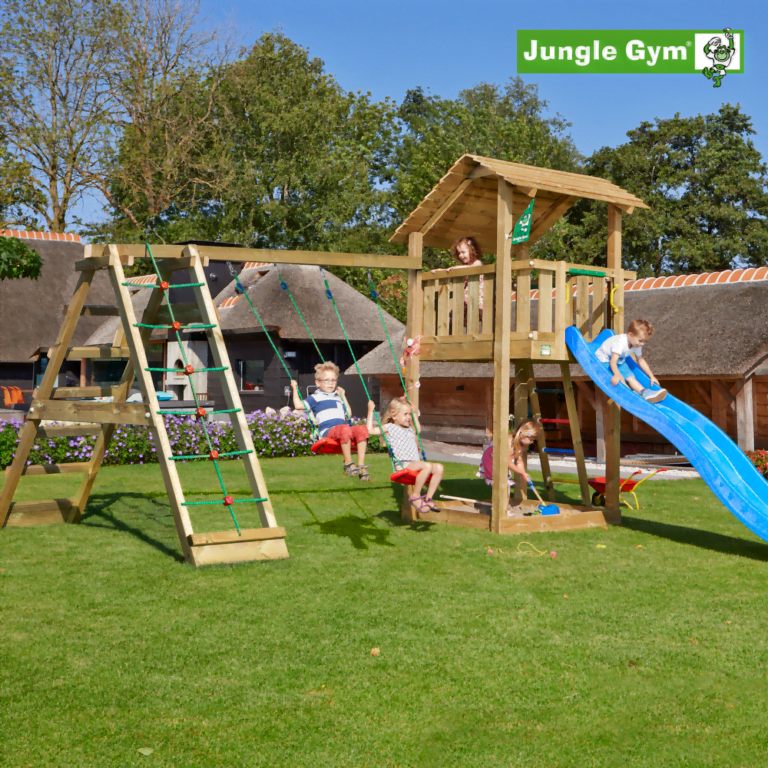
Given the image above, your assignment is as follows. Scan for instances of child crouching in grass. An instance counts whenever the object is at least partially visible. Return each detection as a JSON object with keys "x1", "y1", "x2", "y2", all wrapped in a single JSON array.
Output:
[
  {"x1": 291, "y1": 362, "x2": 372, "y2": 481},
  {"x1": 366, "y1": 397, "x2": 444, "y2": 513}
]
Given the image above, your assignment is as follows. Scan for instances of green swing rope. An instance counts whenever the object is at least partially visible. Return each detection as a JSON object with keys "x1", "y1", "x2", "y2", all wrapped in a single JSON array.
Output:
[
  {"x1": 274, "y1": 266, "x2": 352, "y2": 425},
  {"x1": 366, "y1": 271, "x2": 428, "y2": 462},
  {"x1": 140, "y1": 245, "x2": 261, "y2": 535},
  {"x1": 226, "y1": 264, "x2": 321, "y2": 440},
  {"x1": 319, "y1": 268, "x2": 400, "y2": 471}
]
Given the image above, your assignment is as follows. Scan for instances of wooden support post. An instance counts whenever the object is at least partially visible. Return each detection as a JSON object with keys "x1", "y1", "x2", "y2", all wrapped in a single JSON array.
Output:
[
  {"x1": 491, "y1": 178, "x2": 515, "y2": 534},
  {"x1": 595, "y1": 387, "x2": 607, "y2": 464},
  {"x1": 1, "y1": 270, "x2": 96, "y2": 527},
  {"x1": 736, "y1": 375, "x2": 755, "y2": 452},
  {"x1": 512, "y1": 364, "x2": 528, "y2": 504},
  {"x1": 403, "y1": 233, "x2": 424, "y2": 521},
  {"x1": 560, "y1": 363, "x2": 591, "y2": 506},
  {"x1": 605, "y1": 204, "x2": 623, "y2": 512},
  {"x1": 522, "y1": 361, "x2": 555, "y2": 502}
]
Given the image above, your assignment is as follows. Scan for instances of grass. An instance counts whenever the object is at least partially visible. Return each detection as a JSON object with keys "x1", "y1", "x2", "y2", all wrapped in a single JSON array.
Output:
[{"x1": 2, "y1": 455, "x2": 768, "y2": 767}]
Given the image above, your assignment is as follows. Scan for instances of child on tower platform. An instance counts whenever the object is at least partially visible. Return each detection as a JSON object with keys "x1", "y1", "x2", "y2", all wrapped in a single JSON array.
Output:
[{"x1": 290, "y1": 362, "x2": 372, "y2": 481}]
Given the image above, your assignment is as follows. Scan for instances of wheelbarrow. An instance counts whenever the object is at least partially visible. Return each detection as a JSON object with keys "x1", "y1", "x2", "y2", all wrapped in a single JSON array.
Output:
[{"x1": 589, "y1": 468, "x2": 668, "y2": 510}]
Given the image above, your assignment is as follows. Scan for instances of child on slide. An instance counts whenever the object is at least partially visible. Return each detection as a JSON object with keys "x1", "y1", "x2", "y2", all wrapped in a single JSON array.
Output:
[
  {"x1": 366, "y1": 397, "x2": 444, "y2": 514},
  {"x1": 595, "y1": 319, "x2": 667, "y2": 403},
  {"x1": 477, "y1": 419, "x2": 542, "y2": 509},
  {"x1": 290, "y1": 362, "x2": 372, "y2": 481}
]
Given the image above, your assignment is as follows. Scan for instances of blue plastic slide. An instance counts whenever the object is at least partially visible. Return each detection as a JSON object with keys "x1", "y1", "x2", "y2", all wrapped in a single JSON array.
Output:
[{"x1": 565, "y1": 327, "x2": 768, "y2": 543}]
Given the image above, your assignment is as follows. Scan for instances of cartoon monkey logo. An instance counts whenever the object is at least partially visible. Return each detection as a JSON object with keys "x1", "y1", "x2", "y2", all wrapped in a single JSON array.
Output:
[{"x1": 702, "y1": 28, "x2": 735, "y2": 88}]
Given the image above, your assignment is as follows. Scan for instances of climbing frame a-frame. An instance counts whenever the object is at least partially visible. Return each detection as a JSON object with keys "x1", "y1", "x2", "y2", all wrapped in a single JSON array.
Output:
[{"x1": 0, "y1": 244, "x2": 288, "y2": 567}]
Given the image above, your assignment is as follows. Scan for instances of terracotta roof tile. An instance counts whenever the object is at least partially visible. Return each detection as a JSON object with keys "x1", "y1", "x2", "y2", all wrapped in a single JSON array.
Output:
[{"x1": 1, "y1": 229, "x2": 81, "y2": 243}]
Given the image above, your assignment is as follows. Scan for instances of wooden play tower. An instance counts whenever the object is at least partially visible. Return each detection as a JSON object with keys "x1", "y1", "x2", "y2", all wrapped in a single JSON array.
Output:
[{"x1": 391, "y1": 154, "x2": 648, "y2": 534}]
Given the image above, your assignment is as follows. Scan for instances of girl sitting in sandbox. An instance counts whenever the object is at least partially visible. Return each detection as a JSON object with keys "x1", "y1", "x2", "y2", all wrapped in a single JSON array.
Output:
[{"x1": 477, "y1": 419, "x2": 542, "y2": 500}]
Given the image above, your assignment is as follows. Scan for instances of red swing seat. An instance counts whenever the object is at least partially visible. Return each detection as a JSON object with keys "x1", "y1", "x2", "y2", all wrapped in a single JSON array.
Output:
[
  {"x1": 390, "y1": 467, "x2": 433, "y2": 486},
  {"x1": 311, "y1": 436, "x2": 359, "y2": 455}
]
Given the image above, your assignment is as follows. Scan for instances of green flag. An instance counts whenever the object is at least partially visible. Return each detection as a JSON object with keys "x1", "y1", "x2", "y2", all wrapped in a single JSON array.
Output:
[{"x1": 510, "y1": 198, "x2": 535, "y2": 244}]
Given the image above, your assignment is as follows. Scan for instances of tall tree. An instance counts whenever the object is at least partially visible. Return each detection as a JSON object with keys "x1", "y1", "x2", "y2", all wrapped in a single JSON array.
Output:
[
  {"x1": 84, "y1": 0, "x2": 229, "y2": 242},
  {"x1": 0, "y1": 0, "x2": 118, "y2": 231},
  {"x1": 542, "y1": 104, "x2": 768, "y2": 275},
  {"x1": 391, "y1": 78, "x2": 582, "y2": 271}
]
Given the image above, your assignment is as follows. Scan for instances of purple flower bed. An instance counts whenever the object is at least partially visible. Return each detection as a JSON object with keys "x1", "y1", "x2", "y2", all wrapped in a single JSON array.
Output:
[{"x1": 0, "y1": 411, "x2": 384, "y2": 468}]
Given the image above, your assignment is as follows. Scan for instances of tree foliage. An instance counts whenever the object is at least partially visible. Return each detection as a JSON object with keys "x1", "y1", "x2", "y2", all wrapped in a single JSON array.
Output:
[
  {"x1": 0, "y1": 237, "x2": 43, "y2": 280},
  {"x1": 542, "y1": 104, "x2": 768, "y2": 276}
]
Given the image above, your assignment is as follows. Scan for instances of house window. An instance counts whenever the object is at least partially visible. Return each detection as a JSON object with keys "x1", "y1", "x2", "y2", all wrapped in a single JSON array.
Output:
[{"x1": 239, "y1": 360, "x2": 265, "y2": 393}]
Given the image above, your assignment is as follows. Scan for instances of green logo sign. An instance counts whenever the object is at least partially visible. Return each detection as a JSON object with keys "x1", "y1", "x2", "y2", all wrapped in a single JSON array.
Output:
[
  {"x1": 510, "y1": 199, "x2": 535, "y2": 245},
  {"x1": 517, "y1": 29, "x2": 742, "y2": 85}
]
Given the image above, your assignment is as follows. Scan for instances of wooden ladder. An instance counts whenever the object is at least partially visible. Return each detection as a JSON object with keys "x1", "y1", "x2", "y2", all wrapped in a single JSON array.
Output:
[{"x1": 0, "y1": 245, "x2": 288, "y2": 567}]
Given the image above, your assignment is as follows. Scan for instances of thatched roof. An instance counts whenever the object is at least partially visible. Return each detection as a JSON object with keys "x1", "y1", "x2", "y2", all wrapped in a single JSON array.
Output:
[
  {"x1": 216, "y1": 264, "x2": 404, "y2": 342},
  {"x1": 353, "y1": 279, "x2": 768, "y2": 380},
  {"x1": 390, "y1": 154, "x2": 648, "y2": 253},
  {"x1": 0, "y1": 240, "x2": 114, "y2": 362},
  {"x1": 85, "y1": 263, "x2": 404, "y2": 346}
]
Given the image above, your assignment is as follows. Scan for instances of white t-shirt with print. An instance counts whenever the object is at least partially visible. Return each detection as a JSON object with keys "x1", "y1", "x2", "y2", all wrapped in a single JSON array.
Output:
[{"x1": 595, "y1": 333, "x2": 643, "y2": 364}]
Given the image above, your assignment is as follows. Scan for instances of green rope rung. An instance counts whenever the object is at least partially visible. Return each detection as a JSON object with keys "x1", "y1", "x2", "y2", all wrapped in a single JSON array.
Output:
[
  {"x1": 169, "y1": 449, "x2": 252, "y2": 461},
  {"x1": 182, "y1": 497, "x2": 267, "y2": 506},
  {"x1": 134, "y1": 323, "x2": 215, "y2": 329},
  {"x1": 145, "y1": 366, "x2": 227, "y2": 373}
]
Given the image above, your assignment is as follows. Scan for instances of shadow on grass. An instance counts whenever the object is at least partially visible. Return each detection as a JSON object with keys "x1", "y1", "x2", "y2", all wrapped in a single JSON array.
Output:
[
  {"x1": 303, "y1": 514, "x2": 395, "y2": 551},
  {"x1": 81, "y1": 493, "x2": 185, "y2": 563},
  {"x1": 622, "y1": 515, "x2": 768, "y2": 562}
]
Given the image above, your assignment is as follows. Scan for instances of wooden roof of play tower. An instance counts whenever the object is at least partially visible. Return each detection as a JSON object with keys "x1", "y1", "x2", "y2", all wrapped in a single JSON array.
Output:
[{"x1": 390, "y1": 154, "x2": 649, "y2": 254}]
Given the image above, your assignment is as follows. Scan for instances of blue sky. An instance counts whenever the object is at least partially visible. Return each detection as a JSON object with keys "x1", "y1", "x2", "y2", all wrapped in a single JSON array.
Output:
[{"x1": 78, "y1": 0, "x2": 767, "y2": 226}]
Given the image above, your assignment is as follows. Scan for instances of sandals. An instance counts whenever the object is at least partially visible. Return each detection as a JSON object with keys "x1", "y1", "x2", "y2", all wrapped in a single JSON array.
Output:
[
  {"x1": 357, "y1": 464, "x2": 371, "y2": 482},
  {"x1": 410, "y1": 495, "x2": 439, "y2": 513},
  {"x1": 343, "y1": 462, "x2": 357, "y2": 477}
]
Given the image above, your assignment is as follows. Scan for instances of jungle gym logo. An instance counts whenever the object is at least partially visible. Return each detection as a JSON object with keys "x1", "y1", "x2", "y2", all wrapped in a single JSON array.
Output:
[{"x1": 517, "y1": 29, "x2": 742, "y2": 86}]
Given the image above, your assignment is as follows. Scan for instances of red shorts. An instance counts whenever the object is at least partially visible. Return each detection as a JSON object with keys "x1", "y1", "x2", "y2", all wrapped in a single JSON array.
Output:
[{"x1": 325, "y1": 424, "x2": 369, "y2": 445}]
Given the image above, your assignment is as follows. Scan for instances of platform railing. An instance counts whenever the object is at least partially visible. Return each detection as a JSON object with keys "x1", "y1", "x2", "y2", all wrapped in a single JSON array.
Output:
[{"x1": 422, "y1": 260, "x2": 626, "y2": 359}]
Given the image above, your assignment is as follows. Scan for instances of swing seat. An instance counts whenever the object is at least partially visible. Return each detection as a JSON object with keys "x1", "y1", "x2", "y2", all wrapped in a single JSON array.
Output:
[
  {"x1": 390, "y1": 468, "x2": 432, "y2": 486},
  {"x1": 311, "y1": 436, "x2": 359, "y2": 455}
]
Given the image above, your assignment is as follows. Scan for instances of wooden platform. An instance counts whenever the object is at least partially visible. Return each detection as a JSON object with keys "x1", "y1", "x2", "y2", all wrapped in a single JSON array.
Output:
[{"x1": 409, "y1": 498, "x2": 621, "y2": 534}]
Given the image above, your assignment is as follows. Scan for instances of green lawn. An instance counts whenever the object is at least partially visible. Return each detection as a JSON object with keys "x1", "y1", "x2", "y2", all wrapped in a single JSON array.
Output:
[{"x1": 2, "y1": 456, "x2": 767, "y2": 767}]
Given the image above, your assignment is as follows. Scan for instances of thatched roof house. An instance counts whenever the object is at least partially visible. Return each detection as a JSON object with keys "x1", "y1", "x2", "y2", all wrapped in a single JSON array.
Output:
[
  {"x1": 85, "y1": 263, "x2": 404, "y2": 412},
  {"x1": 0, "y1": 234, "x2": 113, "y2": 405},
  {"x1": 353, "y1": 269, "x2": 768, "y2": 452}
]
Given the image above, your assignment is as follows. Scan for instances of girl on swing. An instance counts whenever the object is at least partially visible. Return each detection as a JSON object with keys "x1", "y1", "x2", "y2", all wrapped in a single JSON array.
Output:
[{"x1": 366, "y1": 397, "x2": 444, "y2": 514}]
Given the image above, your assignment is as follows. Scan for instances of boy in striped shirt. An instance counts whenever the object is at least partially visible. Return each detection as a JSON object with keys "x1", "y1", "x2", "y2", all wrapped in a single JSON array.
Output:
[{"x1": 290, "y1": 362, "x2": 372, "y2": 480}]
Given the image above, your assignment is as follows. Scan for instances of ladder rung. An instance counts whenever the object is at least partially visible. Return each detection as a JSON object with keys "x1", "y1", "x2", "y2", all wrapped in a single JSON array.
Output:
[
  {"x1": 65, "y1": 347, "x2": 130, "y2": 360},
  {"x1": 170, "y1": 450, "x2": 251, "y2": 461},
  {"x1": 134, "y1": 323, "x2": 215, "y2": 330},
  {"x1": 146, "y1": 367, "x2": 226, "y2": 373},
  {"x1": 188, "y1": 527, "x2": 286, "y2": 546},
  {"x1": 37, "y1": 426, "x2": 102, "y2": 438},
  {"x1": 6, "y1": 498, "x2": 73, "y2": 526},
  {"x1": 52, "y1": 386, "x2": 120, "y2": 399},
  {"x1": 7, "y1": 462, "x2": 90, "y2": 477},
  {"x1": 28, "y1": 400, "x2": 152, "y2": 426}
]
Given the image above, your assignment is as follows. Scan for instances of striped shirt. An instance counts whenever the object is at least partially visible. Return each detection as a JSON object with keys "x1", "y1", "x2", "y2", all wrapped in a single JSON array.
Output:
[
  {"x1": 385, "y1": 424, "x2": 421, "y2": 466},
  {"x1": 305, "y1": 391, "x2": 348, "y2": 437}
]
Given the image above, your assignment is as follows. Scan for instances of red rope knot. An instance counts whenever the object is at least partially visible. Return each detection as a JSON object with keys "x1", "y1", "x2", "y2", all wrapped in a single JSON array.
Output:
[
  {"x1": 159, "y1": 280, "x2": 169, "y2": 292},
  {"x1": 171, "y1": 321, "x2": 181, "y2": 331},
  {"x1": 223, "y1": 495, "x2": 234, "y2": 506},
  {"x1": 196, "y1": 407, "x2": 206, "y2": 418},
  {"x1": 209, "y1": 450, "x2": 219, "y2": 460},
  {"x1": 184, "y1": 365, "x2": 194, "y2": 375},
  {"x1": 399, "y1": 335, "x2": 423, "y2": 372}
]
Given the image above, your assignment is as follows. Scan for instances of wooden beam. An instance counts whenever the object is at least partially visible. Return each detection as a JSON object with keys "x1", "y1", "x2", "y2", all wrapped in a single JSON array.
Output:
[
  {"x1": 7, "y1": 463, "x2": 89, "y2": 477},
  {"x1": 65, "y1": 347, "x2": 130, "y2": 360},
  {"x1": 491, "y1": 178, "x2": 515, "y2": 534},
  {"x1": 736, "y1": 376, "x2": 755, "y2": 452},
  {"x1": 105, "y1": 244, "x2": 421, "y2": 270},
  {"x1": 469, "y1": 164, "x2": 496, "y2": 179},
  {"x1": 419, "y1": 180, "x2": 473, "y2": 235},
  {"x1": 712, "y1": 378, "x2": 736, "y2": 411},
  {"x1": 28, "y1": 399, "x2": 153, "y2": 426},
  {"x1": 560, "y1": 363, "x2": 591, "y2": 505},
  {"x1": 52, "y1": 386, "x2": 120, "y2": 398},
  {"x1": 693, "y1": 380, "x2": 712, "y2": 408},
  {"x1": 607, "y1": 205, "x2": 624, "y2": 333},
  {"x1": 188, "y1": 527, "x2": 286, "y2": 546},
  {"x1": 711, "y1": 378, "x2": 729, "y2": 432},
  {"x1": 5, "y1": 499, "x2": 72, "y2": 527}
]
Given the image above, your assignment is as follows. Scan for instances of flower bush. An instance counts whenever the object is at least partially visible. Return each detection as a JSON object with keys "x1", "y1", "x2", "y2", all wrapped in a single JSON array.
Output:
[
  {"x1": 0, "y1": 410, "x2": 385, "y2": 469},
  {"x1": 747, "y1": 449, "x2": 768, "y2": 480}
]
